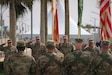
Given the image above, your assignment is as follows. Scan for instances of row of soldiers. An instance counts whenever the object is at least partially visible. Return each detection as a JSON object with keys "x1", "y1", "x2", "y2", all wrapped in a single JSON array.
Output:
[{"x1": 0, "y1": 35, "x2": 112, "y2": 75}]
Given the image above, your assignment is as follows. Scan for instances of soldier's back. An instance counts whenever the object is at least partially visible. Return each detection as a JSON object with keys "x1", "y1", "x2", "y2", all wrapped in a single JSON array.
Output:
[
  {"x1": 89, "y1": 52, "x2": 112, "y2": 75},
  {"x1": 84, "y1": 46, "x2": 100, "y2": 57},
  {"x1": 64, "y1": 50, "x2": 92, "y2": 75},
  {"x1": 36, "y1": 53, "x2": 63, "y2": 75},
  {"x1": 6, "y1": 52, "x2": 36, "y2": 75}
]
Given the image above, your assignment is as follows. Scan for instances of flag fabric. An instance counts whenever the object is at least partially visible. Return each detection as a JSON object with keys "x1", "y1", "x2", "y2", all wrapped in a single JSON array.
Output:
[
  {"x1": 52, "y1": 0, "x2": 60, "y2": 44},
  {"x1": 100, "y1": 0, "x2": 112, "y2": 41},
  {"x1": 78, "y1": 0, "x2": 83, "y2": 26}
]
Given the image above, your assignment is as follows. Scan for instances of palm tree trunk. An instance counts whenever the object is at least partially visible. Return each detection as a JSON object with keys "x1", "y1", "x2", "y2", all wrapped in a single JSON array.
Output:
[
  {"x1": 40, "y1": 0, "x2": 46, "y2": 43},
  {"x1": 9, "y1": 0, "x2": 16, "y2": 46},
  {"x1": 65, "y1": 0, "x2": 70, "y2": 40}
]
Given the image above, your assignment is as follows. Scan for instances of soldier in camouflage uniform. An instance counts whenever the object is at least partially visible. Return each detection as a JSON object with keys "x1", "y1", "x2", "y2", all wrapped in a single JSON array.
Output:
[
  {"x1": 6, "y1": 40, "x2": 36, "y2": 75},
  {"x1": 26, "y1": 36, "x2": 46, "y2": 61},
  {"x1": 87, "y1": 40, "x2": 112, "y2": 75},
  {"x1": 84, "y1": 39, "x2": 100, "y2": 57},
  {"x1": 0, "y1": 40, "x2": 18, "y2": 71},
  {"x1": 36, "y1": 40, "x2": 64, "y2": 75},
  {"x1": 56, "y1": 35, "x2": 74, "y2": 56},
  {"x1": 109, "y1": 42, "x2": 112, "y2": 54},
  {"x1": 63, "y1": 38, "x2": 92, "y2": 75}
]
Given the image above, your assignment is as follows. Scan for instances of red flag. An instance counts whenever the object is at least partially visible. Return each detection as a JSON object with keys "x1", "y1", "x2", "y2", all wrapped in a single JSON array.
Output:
[
  {"x1": 100, "y1": 0, "x2": 112, "y2": 40},
  {"x1": 52, "y1": 0, "x2": 60, "y2": 44}
]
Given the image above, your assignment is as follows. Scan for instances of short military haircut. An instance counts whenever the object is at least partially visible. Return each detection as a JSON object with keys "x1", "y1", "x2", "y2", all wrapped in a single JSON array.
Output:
[{"x1": 75, "y1": 38, "x2": 83, "y2": 43}]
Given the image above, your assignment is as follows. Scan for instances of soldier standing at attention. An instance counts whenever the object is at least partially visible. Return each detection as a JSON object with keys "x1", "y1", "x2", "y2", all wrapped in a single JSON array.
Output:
[
  {"x1": 6, "y1": 40, "x2": 36, "y2": 75},
  {"x1": 57, "y1": 35, "x2": 74, "y2": 56},
  {"x1": 63, "y1": 38, "x2": 92, "y2": 75},
  {"x1": 87, "y1": 40, "x2": 112, "y2": 75},
  {"x1": 0, "y1": 40, "x2": 18, "y2": 71},
  {"x1": 26, "y1": 36, "x2": 46, "y2": 61},
  {"x1": 84, "y1": 39, "x2": 100, "y2": 57},
  {"x1": 36, "y1": 40, "x2": 64, "y2": 75}
]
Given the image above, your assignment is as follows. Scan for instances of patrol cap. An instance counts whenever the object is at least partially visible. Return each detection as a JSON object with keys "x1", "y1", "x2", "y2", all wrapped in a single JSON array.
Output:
[
  {"x1": 89, "y1": 39, "x2": 94, "y2": 43},
  {"x1": 17, "y1": 40, "x2": 25, "y2": 47},
  {"x1": 46, "y1": 40, "x2": 55, "y2": 49},
  {"x1": 36, "y1": 36, "x2": 40, "y2": 39},
  {"x1": 7, "y1": 40, "x2": 12, "y2": 43},
  {"x1": 89, "y1": 39, "x2": 94, "y2": 42},
  {"x1": 101, "y1": 40, "x2": 110, "y2": 46},
  {"x1": 63, "y1": 35, "x2": 68, "y2": 39},
  {"x1": 75, "y1": 38, "x2": 83, "y2": 43}
]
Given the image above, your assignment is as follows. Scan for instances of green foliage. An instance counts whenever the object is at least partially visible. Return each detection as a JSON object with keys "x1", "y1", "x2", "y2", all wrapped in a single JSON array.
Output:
[
  {"x1": 15, "y1": 3, "x2": 27, "y2": 18},
  {"x1": 0, "y1": 0, "x2": 35, "y2": 19}
]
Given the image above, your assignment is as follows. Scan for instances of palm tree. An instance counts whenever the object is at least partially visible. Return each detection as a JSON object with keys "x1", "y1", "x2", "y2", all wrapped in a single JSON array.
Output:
[
  {"x1": 40, "y1": 0, "x2": 52, "y2": 43},
  {"x1": 40, "y1": 0, "x2": 47, "y2": 44},
  {"x1": 10, "y1": 0, "x2": 16, "y2": 46},
  {"x1": 0, "y1": 0, "x2": 34, "y2": 45},
  {"x1": 64, "y1": 0, "x2": 70, "y2": 40}
]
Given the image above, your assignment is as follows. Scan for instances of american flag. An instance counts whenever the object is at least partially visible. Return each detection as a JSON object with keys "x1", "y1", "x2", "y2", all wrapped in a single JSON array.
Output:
[{"x1": 100, "y1": 0, "x2": 112, "y2": 40}]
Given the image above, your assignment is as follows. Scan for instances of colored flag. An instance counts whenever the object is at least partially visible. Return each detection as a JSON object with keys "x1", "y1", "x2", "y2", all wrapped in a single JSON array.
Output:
[
  {"x1": 78, "y1": 0, "x2": 83, "y2": 26},
  {"x1": 52, "y1": 0, "x2": 60, "y2": 44},
  {"x1": 100, "y1": 0, "x2": 112, "y2": 40}
]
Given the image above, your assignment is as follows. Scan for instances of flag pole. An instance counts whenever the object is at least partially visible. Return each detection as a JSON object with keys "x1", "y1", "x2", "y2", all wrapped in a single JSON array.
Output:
[
  {"x1": 78, "y1": 26, "x2": 81, "y2": 38},
  {"x1": 78, "y1": 0, "x2": 83, "y2": 38}
]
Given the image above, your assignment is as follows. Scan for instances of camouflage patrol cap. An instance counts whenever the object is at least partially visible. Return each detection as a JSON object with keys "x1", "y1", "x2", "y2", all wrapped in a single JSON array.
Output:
[
  {"x1": 101, "y1": 40, "x2": 110, "y2": 46},
  {"x1": 89, "y1": 39, "x2": 94, "y2": 43},
  {"x1": 17, "y1": 40, "x2": 25, "y2": 47},
  {"x1": 89, "y1": 39, "x2": 94, "y2": 42},
  {"x1": 46, "y1": 40, "x2": 55, "y2": 48},
  {"x1": 63, "y1": 35, "x2": 68, "y2": 39},
  {"x1": 7, "y1": 39, "x2": 12, "y2": 43},
  {"x1": 75, "y1": 38, "x2": 83, "y2": 43},
  {"x1": 36, "y1": 36, "x2": 40, "y2": 39}
]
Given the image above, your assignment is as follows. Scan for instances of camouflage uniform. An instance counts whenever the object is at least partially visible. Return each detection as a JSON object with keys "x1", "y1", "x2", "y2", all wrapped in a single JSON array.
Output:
[
  {"x1": 54, "y1": 48, "x2": 64, "y2": 63},
  {"x1": 36, "y1": 40, "x2": 64, "y2": 75},
  {"x1": 109, "y1": 42, "x2": 112, "y2": 54},
  {"x1": 0, "y1": 40, "x2": 18, "y2": 70},
  {"x1": 88, "y1": 40, "x2": 112, "y2": 75},
  {"x1": 84, "y1": 46, "x2": 100, "y2": 56},
  {"x1": 84, "y1": 40, "x2": 100, "y2": 57},
  {"x1": 6, "y1": 40, "x2": 36, "y2": 75},
  {"x1": 63, "y1": 38, "x2": 92, "y2": 75},
  {"x1": 26, "y1": 36, "x2": 46, "y2": 60},
  {"x1": 57, "y1": 35, "x2": 74, "y2": 56}
]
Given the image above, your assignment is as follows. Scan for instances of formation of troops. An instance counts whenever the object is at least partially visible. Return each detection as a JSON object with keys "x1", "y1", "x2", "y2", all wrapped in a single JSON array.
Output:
[{"x1": 0, "y1": 35, "x2": 112, "y2": 75}]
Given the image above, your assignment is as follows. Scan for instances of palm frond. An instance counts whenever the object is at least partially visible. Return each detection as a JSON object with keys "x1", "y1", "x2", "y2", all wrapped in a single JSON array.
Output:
[
  {"x1": 20, "y1": 0, "x2": 35, "y2": 10},
  {"x1": 0, "y1": 0, "x2": 9, "y2": 6},
  {"x1": 15, "y1": 3, "x2": 27, "y2": 18}
]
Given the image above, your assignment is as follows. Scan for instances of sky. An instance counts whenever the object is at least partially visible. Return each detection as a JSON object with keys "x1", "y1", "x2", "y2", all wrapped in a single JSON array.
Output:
[{"x1": 1, "y1": 0, "x2": 112, "y2": 34}]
